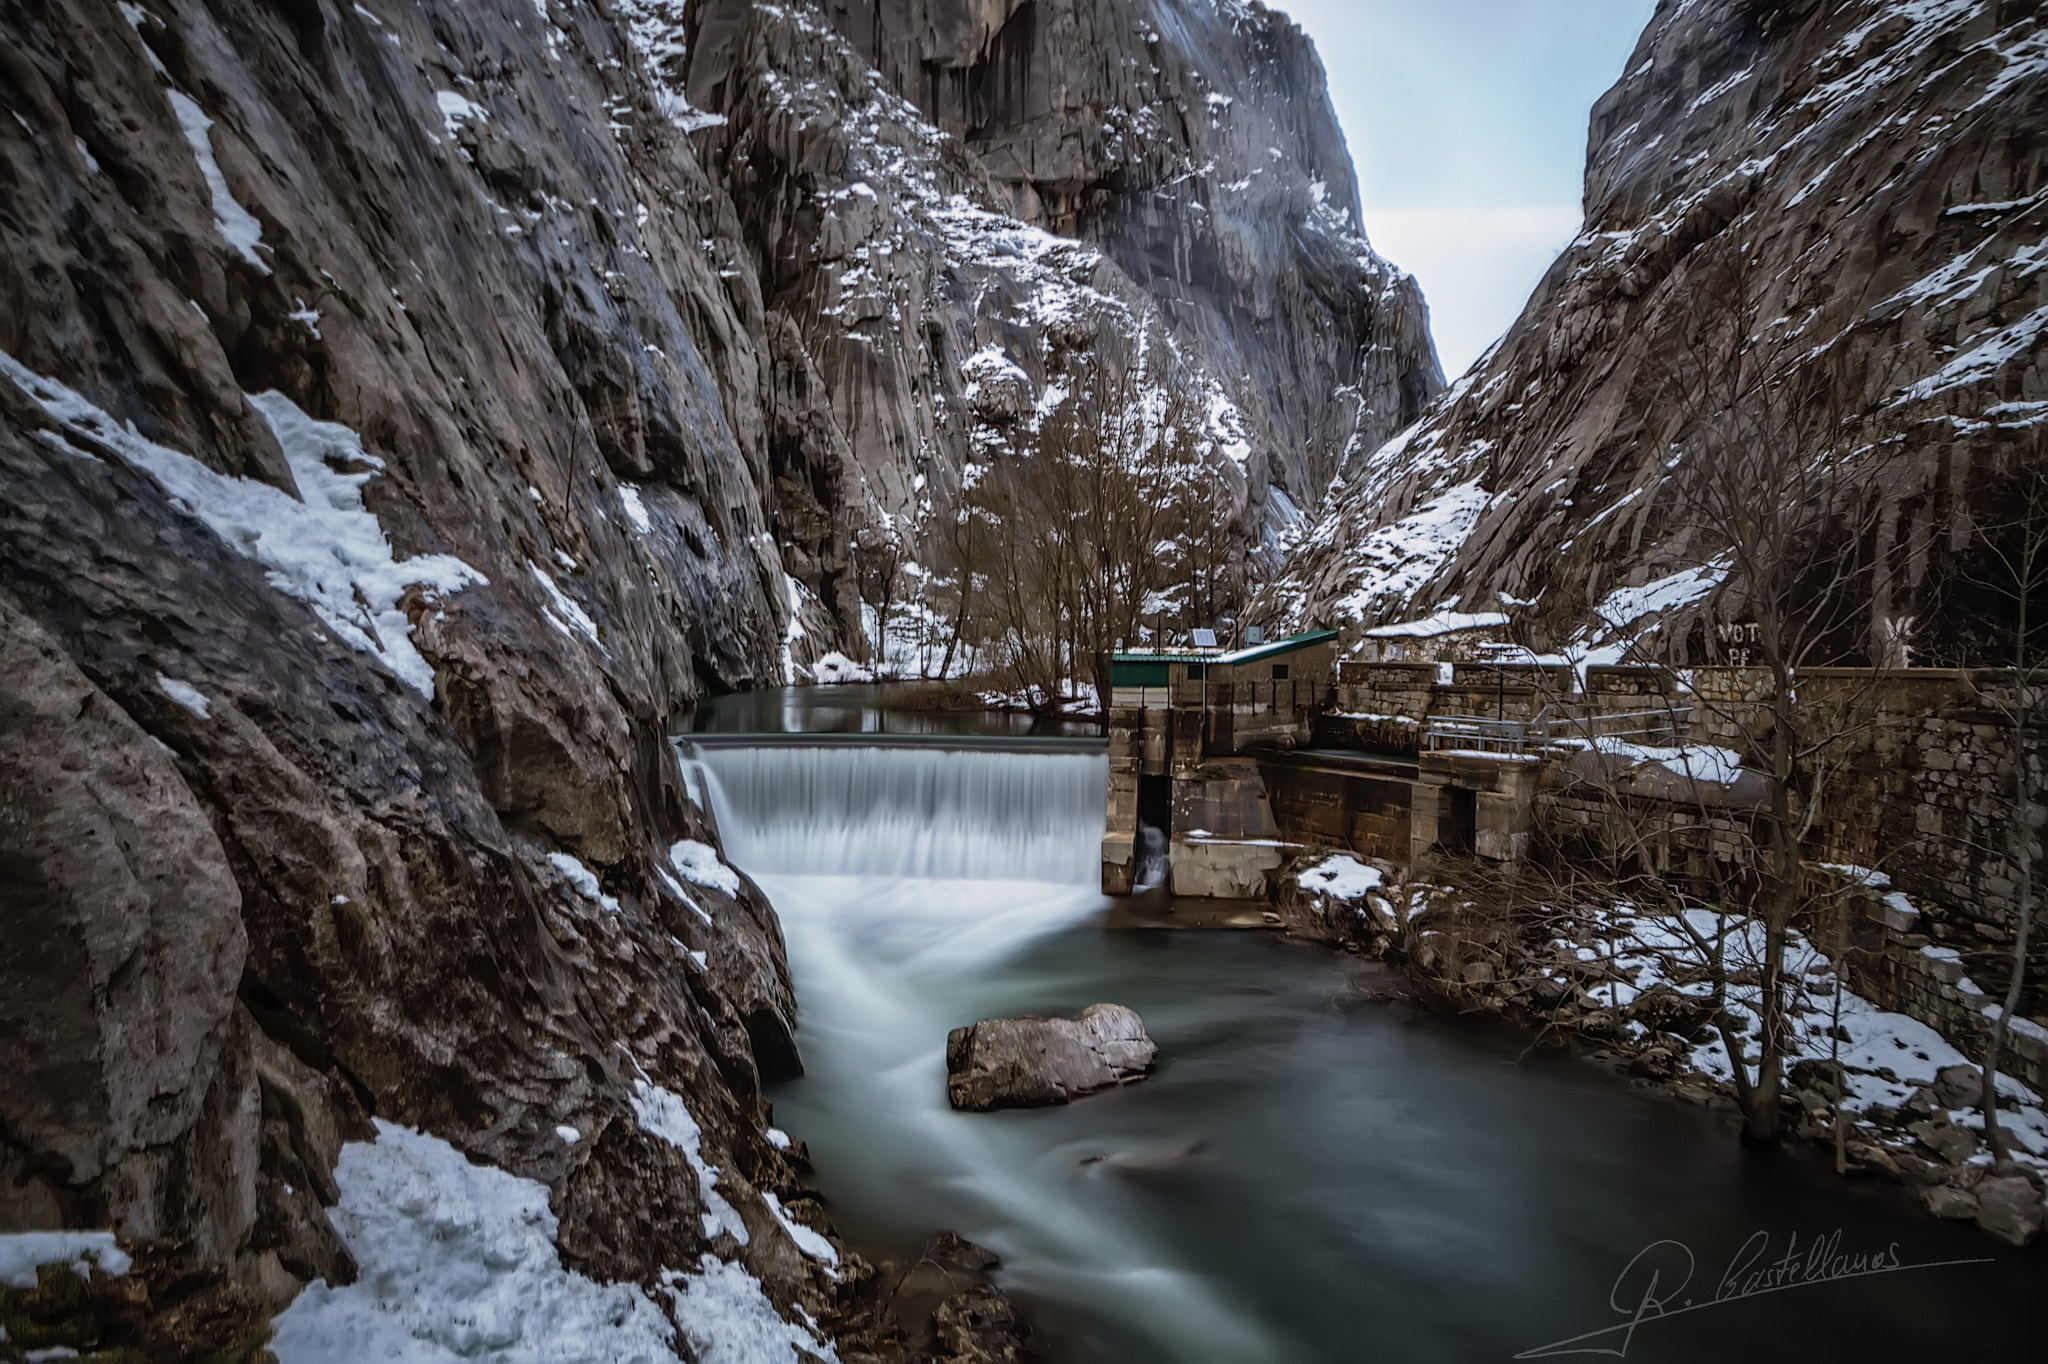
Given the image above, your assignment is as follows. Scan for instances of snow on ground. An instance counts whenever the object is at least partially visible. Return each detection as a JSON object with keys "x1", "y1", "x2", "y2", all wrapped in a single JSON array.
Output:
[
  {"x1": 269, "y1": 1120, "x2": 835, "y2": 1364},
  {"x1": 0, "y1": 353, "x2": 486, "y2": 699},
  {"x1": 0, "y1": 1231, "x2": 130, "y2": 1289},
  {"x1": 974, "y1": 678, "x2": 1100, "y2": 718},
  {"x1": 1297, "y1": 854, "x2": 1384, "y2": 901},
  {"x1": 1555, "y1": 736, "x2": 1746, "y2": 785},
  {"x1": 848, "y1": 575, "x2": 992, "y2": 683},
  {"x1": 1557, "y1": 903, "x2": 2048, "y2": 1168},
  {"x1": 807, "y1": 651, "x2": 873, "y2": 684},
  {"x1": 670, "y1": 840, "x2": 742, "y2": 896}
]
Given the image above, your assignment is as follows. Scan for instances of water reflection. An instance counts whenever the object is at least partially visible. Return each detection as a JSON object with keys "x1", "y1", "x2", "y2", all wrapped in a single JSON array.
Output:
[{"x1": 685, "y1": 683, "x2": 1104, "y2": 739}]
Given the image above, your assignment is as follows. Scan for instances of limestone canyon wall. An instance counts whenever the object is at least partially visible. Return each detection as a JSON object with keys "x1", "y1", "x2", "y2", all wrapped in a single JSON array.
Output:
[
  {"x1": 1271, "y1": 0, "x2": 2046, "y2": 661},
  {"x1": 0, "y1": 0, "x2": 1432, "y2": 1351},
  {"x1": 683, "y1": 0, "x2": 1440, "y2": 640}
]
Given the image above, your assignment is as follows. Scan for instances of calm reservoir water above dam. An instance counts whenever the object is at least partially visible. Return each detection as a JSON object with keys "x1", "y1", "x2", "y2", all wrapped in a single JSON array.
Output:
[{"x1": 683, "y1": 692, "x2": 2038, "y2": 1361}]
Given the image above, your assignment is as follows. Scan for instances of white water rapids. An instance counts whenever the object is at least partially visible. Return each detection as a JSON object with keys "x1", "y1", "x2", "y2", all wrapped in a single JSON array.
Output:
[{"x1": 686, "y1": 741, "x2": 1283, "y2": 1361}]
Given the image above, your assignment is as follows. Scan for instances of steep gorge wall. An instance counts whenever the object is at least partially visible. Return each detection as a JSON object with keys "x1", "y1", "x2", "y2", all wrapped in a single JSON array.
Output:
[
  {"x1": 685, "y1": 0, "x2": 1439, "y2": 638},
  {"x1": 1271, "y1": 0, "x2": 2046, "y2": 656},
  {"x1": 1, "y1": 0, "x2": 833, "y2": 1346},
  {"x1": 0, "y1": 0, "x2": 1431, "y2": 1351},
  {"x1": 825, "y1": 0, "x2": 1442, "y2": 509}
]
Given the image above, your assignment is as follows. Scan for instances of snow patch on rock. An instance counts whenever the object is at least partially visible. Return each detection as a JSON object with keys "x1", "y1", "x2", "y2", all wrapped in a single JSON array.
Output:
[
  {"x1": 269, "y1": 1120, "x2": 832, "y2": 1363},
  {"x1": 0, "y1": 355, "x2": 485, "y2": 699},
  {"x1": 629, "y1": 1081, "x2": 749, "y2": 1245},
  {"x1": 0, "y1": 1232, "x2": 131, "y2": 1290},
  {"x1": 166, "y1": 90, "x2": 268, "y2": 272},
  {"x1": 1297, "y1": 855, "x2": 1384, "y2": 901},
  {"x1": 669, "y1": 840, "x2": 741, "y2": 897}
]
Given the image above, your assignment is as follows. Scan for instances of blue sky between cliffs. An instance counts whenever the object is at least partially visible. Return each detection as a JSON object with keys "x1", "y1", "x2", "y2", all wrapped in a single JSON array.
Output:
[{"x1": 1281, "y1": 0, "x2": 1658, "y2": 378}]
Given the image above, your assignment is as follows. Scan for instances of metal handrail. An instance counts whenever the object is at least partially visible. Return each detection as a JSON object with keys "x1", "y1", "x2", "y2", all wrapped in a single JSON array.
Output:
[
  {"x1": 1534, "y1": 705, "x2": 1691, "y2": 747},
  {"x1": 1422, "y1": 714, "x2": 1529, "y2": 754},
  {"x1": 1424, "y1": 705, "x2": 1693, "y2": 755}
]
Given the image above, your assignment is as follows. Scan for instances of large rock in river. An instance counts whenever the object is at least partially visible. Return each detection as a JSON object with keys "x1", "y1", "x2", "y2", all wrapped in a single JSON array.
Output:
[{"x1": 946, "y1": 1005, "x2": 1158, "y2": 1112}]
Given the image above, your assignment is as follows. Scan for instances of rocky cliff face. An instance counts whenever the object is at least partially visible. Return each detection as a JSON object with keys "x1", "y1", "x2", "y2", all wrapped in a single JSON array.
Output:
[
  {"x1": 0, "y1": 0, "x2": 817, "y2": 1350},
  {"x1": 821, "y1": 0, "x2": 1442, "y2": 512},
  {"x1": 1269, "y1": 0, "x2": 2046, "y2": 658},
  {"x1": 0, "y1": 0, "x2": 1423, "y2": 1353},
  {"x1": 686, "y1": 0, "x2": 1438, "y2": 640}
]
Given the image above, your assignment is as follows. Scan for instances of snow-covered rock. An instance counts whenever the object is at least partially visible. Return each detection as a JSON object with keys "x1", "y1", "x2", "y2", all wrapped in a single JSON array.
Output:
[{"x1": 1268, "y1": 0, "x2": 2047, "y2": 661}]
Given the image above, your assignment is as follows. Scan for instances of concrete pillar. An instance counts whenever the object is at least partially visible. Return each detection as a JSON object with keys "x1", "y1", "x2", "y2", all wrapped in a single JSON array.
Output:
[
  {"x1": 1409, "y1": 778, "x2": 1445, "y2": 873},
  {"x1": 1476, "y1": 764, "x2": 1538, "y2": 862},
  {"x1": 1102, "y1": 708, "x2": 1143, "y2": 894}
]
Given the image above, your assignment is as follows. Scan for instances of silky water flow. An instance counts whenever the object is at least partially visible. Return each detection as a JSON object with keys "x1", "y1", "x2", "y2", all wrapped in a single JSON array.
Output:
[{"x1": 682, "y1": 738, "x2": 2039, "y2": 1363}]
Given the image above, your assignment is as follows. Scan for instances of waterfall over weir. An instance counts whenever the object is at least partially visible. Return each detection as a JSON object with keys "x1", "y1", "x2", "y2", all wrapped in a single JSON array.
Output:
[
  {"x1": 676, "y1": 735, "x2": 1286, "y2": 1361},
  {"x1": 684, "y1": 738, "x2": 1108, "y2": 885},
  {"x1": 667, "y1": 725, "x2": 2041, "y2": 1362}
]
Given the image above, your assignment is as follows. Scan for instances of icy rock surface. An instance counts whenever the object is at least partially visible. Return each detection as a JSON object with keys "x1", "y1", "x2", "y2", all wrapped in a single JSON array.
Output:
[
  {"x1": 0, "y1": 0, "x2": 1420, "y2": 1351},
  {"x1": 683, "y1": 0, "x2": 1439, "y2": 629},
  {"x1": 1, "y1": 0, "x2": 818, "y2": 1345},
  {"x1": 270, "y1": 1121, "x2": 836, "y2": 1363}
]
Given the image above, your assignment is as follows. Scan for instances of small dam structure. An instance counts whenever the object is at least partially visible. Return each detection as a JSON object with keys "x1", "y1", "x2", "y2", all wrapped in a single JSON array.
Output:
[
  {"x1": 1101, "y1": 639, "x2": 1699, "y2": 899},
  {"x1": 1101, "y1": 630, "x2": 1342, "y2": 897}
]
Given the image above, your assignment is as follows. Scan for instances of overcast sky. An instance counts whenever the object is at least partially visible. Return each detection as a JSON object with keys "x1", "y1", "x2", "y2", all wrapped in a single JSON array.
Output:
[{"x1": 1277, "y1": 0, "x2": 1658, "y2": 378}]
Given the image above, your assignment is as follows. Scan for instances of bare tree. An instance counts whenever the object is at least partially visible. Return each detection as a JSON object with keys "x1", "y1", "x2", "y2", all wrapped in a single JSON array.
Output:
[
  {"x1": 853, "y1": 521, "x2": 906, "y2": 673},
  {"x1": 1616, "y1": 243, "x2": 1919, "y2": 1141},
  {"x1": 959, "y1": 352, "x2": 1236, "y2": 711},
  {"x1": 1955, "y1": 459, "x2": 2048, "y2": 1158},
  {"x1": 1471, "y1": 248, "x2": 1912, "y2": 1143}
]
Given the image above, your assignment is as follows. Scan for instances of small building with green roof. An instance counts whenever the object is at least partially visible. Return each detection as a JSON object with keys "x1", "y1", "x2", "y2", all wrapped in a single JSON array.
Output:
[{"x1": 1102, "y1": 630, "x2": 1339, "y2": 896}]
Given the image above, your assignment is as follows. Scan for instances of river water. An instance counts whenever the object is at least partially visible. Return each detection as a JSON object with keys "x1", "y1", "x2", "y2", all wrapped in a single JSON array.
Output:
[{"x1": 684, "y1": 697, "x2": 2038, "y2": 1361}]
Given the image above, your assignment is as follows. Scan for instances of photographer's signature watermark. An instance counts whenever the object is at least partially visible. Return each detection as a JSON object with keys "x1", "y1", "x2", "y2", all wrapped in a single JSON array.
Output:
[{"x1": 1515, "y1": 1229, "x2": 1991, "y2": 1358}]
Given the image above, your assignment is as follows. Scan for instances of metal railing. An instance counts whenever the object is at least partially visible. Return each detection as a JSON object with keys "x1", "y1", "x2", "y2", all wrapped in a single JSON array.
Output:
[
  {"x1": 1423, "y1": 705, "x2": 1692, "y2": 756},
  {"x1": 1538, "y1": 705, "x2": 1691, "y2": 748},
  {"x1": 1422, "y1": 715, "x2": 1532, "y2": 754}
]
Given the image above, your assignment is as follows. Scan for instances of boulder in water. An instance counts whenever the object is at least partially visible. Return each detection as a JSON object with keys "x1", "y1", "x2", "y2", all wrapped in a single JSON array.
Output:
[{"x1": 945, "y1": 1005, "x2": 1157, "y2": 1111}]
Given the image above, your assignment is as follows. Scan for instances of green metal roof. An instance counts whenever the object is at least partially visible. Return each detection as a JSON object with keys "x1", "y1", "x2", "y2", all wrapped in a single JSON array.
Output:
[
  {"x1": 1109, "y1": 631, "x2": 1337, "y2": 674},
  {"x1": 1214, "y1": 630, "x2": 1339, "y2": 667}
]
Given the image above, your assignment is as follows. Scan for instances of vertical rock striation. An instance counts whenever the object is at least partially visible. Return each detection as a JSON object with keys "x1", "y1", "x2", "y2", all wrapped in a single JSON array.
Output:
[
  {"x1": 1270, "y1": 0, "x2": 2046, "y2": 657},
  {"x1": 1, "y1": 0, "x2": 825, "y2": 1345},
  {"x1": 824, "y1": 0, "x2": 1443, "y2": 512},
  {"x1": 684, "y1": 0, "x2": 1439, "y2": 638},
  {"x1": 0, "y1": 0, "x2": 1428, "y2": 1351}
]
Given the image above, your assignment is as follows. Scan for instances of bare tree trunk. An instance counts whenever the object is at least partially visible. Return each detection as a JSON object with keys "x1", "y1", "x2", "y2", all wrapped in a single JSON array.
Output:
[
  {"x1": 1983, "y1": 667, "x2": 2035, "y2": 1159},
  {"x1": 1830, "y1": 951, "x2": 1849, "y2": 1175}
]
